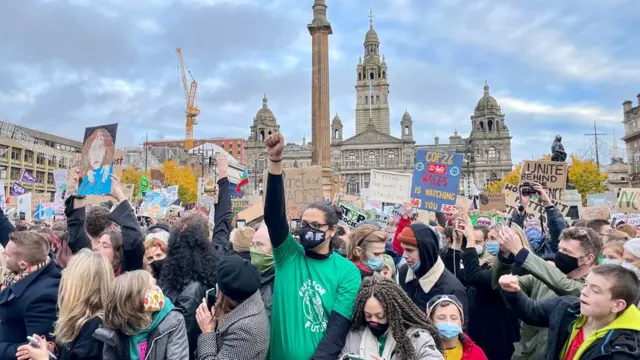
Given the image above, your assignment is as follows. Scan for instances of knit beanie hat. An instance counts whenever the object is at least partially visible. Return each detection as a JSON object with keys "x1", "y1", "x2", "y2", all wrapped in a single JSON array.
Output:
[
  {"x1": 426, "y1": 295, "x2": 465, "y2": 323},
  {"x1": 231, "y1": 227, "x2": 255, "y2": 253},
  {"x1": 398, "y1": 226, "x2": 418, "y2": 246},
  {"x1": 217, "y1": 255, "x2": 261, "y2": 302}
]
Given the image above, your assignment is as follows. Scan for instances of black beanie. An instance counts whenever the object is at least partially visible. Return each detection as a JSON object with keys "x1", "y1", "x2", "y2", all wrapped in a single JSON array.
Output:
[{"x1": 217, "y1": 255, "x2": 261, "y2": 302}]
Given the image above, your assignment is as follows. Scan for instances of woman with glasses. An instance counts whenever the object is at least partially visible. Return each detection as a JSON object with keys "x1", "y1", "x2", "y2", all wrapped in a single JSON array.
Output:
[
  {"x1": 340, "y1": 276, "x2": 444, "y2": 360},
  {"x1": 427, "y1": 295, "x2": 487, "y2": 360},
  {"x1": 263, "y1": 132, "x2": 362, "y2": 360}
]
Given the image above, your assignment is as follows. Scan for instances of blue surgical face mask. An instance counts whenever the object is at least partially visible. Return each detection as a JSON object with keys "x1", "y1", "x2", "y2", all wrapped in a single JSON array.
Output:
[
  {"x1": 600, "y1": 258, "x2": 620, "y2": 265},
  {"x1": 410, "y1": 261, "x2": 421, "y2": 272},
  {"x1": 436, "y1": 322, "x2": 463, "y2": 339},
  {"x1": 526, "y1": 227, "x2": 543, "y2": 249},
  {"x1": 486, "y1": 241, "x2": 500, "y2": 256},
  {"x1": 621, "y1": 262, "x2": 640, "y2": 278},
  {"x1": 367, "y1": 257, "x2": 384, "y2": 271}
]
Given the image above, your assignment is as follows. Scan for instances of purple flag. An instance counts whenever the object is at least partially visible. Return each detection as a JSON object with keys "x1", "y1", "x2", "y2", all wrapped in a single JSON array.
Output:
[
  {"x1": 19, "y1": 169, "x2": 38, "y2": 184},
  {"x1": 10, "y1": 182, "x2": 26, "y2": 196}
]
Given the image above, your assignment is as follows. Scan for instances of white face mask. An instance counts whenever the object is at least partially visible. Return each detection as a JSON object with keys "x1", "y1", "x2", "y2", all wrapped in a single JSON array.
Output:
[{"x1": 474, "y1": 244, "x2": 484, "y2": 255}]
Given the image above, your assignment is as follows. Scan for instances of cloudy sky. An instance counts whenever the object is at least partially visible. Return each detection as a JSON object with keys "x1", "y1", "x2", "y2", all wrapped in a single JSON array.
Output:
[{"x1": 1, "y1": 0, "x2": 639, "y2": 165}]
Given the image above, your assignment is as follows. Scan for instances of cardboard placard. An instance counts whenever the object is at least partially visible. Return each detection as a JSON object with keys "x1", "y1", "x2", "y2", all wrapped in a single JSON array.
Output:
[
  {"x1": 265, "y1": 167, "x2": 324, "y2": 220},
  {"x1": 231, "y1": 199, "x2": 250, "y2": 215},
  {"x1": 502, "y1": 182, "x2": 570, "y2": 221},
  {"x1": 479, "y1": 193, "x2": 506, "y2": 212},
  {"x1": 122, "y1": 184, "x2": 135, "y2": 203},
  {"x1": 441, "y1": 196, "x2": 473, "y2": 214},
  {"x1": 237, "y1": 203, "x2": 263, "y2": 223},
  {"x1": 67, "y1": 151, "x2": 125, "y2": 205},
  {"x1": 369, "y1": 169, "x2": 411, "y2": 204},
  {"x1": 520, "y1": 160, "x2": 567, "y2": 199},
  {"x1": 31, "y1": 192, "x2": 52, "y2": 208},
  {"x1": 580, "y1": 206, "x2": 611, "y2": 221},
  {"x1": 616, "y1": 188, "x2": 640, "y2": 213}
]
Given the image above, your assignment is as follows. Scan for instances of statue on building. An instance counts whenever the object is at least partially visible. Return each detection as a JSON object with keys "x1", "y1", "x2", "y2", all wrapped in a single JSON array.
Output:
[{"x1": 551, "y1": 135, "x2": 567, "y2": 162}]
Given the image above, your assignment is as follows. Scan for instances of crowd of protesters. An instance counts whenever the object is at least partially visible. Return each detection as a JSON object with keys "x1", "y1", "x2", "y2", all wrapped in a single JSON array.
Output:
[{"x1": 0, "y1": 131, "x2": 639, "y2": 360}]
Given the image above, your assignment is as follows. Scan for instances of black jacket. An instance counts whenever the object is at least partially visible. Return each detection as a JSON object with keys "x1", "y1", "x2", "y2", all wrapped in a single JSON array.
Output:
[
  {"x1": 502, "y1": 291, "x2": 640, "y2": 359},
  {"x1": 397, "y1": 223, "x2": 468, "y2": 325},
  {"x1": 259, "y1": 266, "x2": 275, "y2": 318},
  {"x1": 511, "y1": 205, "x2": 566, "y2": 258},
  {"x1": 211, "y1": 177, "x2": 234, "y2": 258},
  {"x1": 461, "y1": 248, "x2": 520, "y2": 360},
  {"x1": 56, "y1": 317, "x2": 103, "y2": 360},
  {"x1": 64, "y1": 198, "x2": 145, "y2": 274},
  {"x1": 0, "y1": 208, "x2": 15, "y2": 248},
  {"x1": 0, "y1": 258, "x2": 61, "y2": 359}
]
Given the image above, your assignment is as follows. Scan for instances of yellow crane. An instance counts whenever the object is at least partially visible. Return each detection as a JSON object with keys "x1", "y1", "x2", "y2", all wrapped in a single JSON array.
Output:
[{"x1": 176, "y1": 46, "x2": 200, "y2": 150}]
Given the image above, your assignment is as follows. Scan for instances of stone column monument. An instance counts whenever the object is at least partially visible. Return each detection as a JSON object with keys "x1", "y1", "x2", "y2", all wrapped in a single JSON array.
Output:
[{"x1": 308, "y1": 0, "x2": 334, "y2": 198}]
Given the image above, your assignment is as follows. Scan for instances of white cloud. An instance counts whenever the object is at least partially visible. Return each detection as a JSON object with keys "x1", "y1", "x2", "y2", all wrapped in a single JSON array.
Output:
[
  {"x1": 137, "y1": 18, "x2": 164, "y2": 34},
  {"x1": 500, "y1": 97, "x2": 620, "y2": 123}
]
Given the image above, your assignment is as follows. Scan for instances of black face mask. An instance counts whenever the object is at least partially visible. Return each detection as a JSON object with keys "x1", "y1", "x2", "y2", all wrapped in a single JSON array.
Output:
[
  {"x1": 554, "y1": 252, "x2": 580, "y2": 274},
  {"x1": 299, "y1": 227, "x2": 327, "y2": 249},
  {"x1": 368, "y1": 321, "x2": 389, "y2": 337},
  {"x1": 150, "y1": 258, "x2": 166, "y2": 278}
]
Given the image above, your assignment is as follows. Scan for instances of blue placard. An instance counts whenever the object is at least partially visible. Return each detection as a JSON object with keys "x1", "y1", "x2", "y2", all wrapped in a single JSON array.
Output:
[
  {"x1": 229, "y1": 182, "x2": 243, "y2": 199},
  {"x1": 410, "y1": 149, "x2": 463, "y2": 212}
]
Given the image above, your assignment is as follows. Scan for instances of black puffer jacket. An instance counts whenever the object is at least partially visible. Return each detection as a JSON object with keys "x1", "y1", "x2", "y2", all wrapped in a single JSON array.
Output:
[{"x1": 398, "y1": 223, "x2": 468, "y2": 324}]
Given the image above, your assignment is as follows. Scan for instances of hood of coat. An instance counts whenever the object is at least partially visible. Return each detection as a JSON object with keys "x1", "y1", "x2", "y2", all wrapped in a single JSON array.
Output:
[{"x1": 411, "y1": 223, "x2": 441, "y2": 277}]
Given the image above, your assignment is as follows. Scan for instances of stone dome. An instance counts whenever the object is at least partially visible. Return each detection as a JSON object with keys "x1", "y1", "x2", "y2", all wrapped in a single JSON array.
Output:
[
  {"x1": 255, "y1": 94, "x2": 276, "y2": 124},
  {"x1": 332, "y1": 113, "x2": 342, "y2": 126},
  {"x1": 475, "y1": 81, "x2": 500, "y2": 112},
  {"x1": 365, "y1": 27, "x2": 379, "y2": 44},
  {"x1": 402, "y1": 109, "x2": 412, "y2": 122}
]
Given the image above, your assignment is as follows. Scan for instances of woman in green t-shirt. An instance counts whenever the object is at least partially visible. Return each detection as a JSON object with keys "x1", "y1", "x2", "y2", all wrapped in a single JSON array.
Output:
[{"x1": 263, "y1": 132, "x2": 362, "y2": 360}]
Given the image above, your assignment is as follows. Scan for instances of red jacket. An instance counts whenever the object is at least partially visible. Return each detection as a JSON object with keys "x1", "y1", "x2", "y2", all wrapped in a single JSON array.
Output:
[
  {"x1": 461, "y1": 333, "x2": 487, "y2": 360},
  {"x1": 392, "y1": 215, "x2": 412, "y2": 255}
]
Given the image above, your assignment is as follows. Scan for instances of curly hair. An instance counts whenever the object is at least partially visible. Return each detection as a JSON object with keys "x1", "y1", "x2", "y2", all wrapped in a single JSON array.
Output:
[
  {"x1": 159, "y1": 213, "x2": 218, "y2": 296},
  {"x1": 351, "y1": 276, "x2": 444, "y2": 360},
  {"x1": 86, "y1": 206, "x2": 112, "y2": 239}
]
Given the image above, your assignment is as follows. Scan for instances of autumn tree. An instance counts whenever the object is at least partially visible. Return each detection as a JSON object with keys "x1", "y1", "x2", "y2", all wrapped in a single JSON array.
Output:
[
  {"x1": 567, "y1": 155, "x2": 608, "y2": 203},
  {"x1": 121, "y1": 166, "x2": 148, "y2": 197},
  {"x1": 162, "y1": 161, "x2": 198, "y2": 204},
  {"x1": 486, "y1": 164, "x2": 521, "y2": 193}
]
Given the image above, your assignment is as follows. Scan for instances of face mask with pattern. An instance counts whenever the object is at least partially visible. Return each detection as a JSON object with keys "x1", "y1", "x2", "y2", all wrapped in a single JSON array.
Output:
[{"x1": 143, "y1": 286, "x2": 165, "y2": 312}]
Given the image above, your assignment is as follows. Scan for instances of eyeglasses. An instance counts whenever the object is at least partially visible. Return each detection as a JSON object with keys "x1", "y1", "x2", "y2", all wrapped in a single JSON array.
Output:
[{"x1": 300, "y1": 221, "x2": 328, "y2": 230}]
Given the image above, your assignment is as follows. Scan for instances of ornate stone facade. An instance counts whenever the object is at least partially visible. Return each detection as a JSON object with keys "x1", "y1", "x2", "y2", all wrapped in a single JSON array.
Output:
[
  {"x1": 621, "y1": 93, "x2": 640, "y2": 186},
  {"x1": 419, "y1": 82, "x2": 513, "y2": 192}
]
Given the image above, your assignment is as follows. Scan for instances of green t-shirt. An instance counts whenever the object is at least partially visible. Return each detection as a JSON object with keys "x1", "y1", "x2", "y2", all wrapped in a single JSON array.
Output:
[{"x1": 269, "y1": 233, "x2": 362, "y2": 360}]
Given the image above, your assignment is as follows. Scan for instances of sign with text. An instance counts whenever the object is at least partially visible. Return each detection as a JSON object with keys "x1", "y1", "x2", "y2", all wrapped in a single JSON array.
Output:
[
  {"x1": 470, "y1": 213, "x2": 506, "y2": 227},
  {"x1": 611, "y1": 213, "x2": 640, "y2": 226},
  {"x1": 231, "y1": 199, "x2": 250, "y2": 215},
  {"x1": 479, "y1": 193, "x2": 506, "y2": 212},
  {"x1": 369, "y1": 169, "x2": 411, "y2": 204},
  {"x1": 338, "y1": 201, "x2": 369, "y2": 228},
  {"x1": 520, "y1": 160, "x2": 567, "y2": 199},
  {"x1": 579, "y1": 206, "x2": 611, "y2": 221},
  {"x1": 502, "y1": 182, "x2": 570, "y2": 222},
  {"x1": 616, "y1": 188, "x2": 640, "y2": 214},
  {"x1": 264, "y1": 166, "x2": 324, "y2": 220},
  {"x1": 410, "y1": 150, "x2": 463, "y2": 212},
  {"x1": 441, "y1": 196, "x2": 474, "y2": 214},
  {"x1": 587, "y1": 192, "x2": 617, "y2": 209}
]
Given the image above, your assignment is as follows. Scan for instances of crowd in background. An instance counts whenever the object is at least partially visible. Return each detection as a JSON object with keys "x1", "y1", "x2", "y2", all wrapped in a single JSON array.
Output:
[{"x1": 0, "y1": 132, "x2": 638, "y2": 360}]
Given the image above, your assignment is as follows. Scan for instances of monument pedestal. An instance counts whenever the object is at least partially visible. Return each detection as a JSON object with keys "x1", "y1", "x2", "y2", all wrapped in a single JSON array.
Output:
[{"x1": 322, "y1": 166, "x2": 334, "y2": 200}]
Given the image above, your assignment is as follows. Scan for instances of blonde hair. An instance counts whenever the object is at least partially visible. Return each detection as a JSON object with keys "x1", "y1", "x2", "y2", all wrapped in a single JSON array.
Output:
[
  {"x1": 104, "y1": 270, "x2": 153, "y2": 335},
  {"x1": 608, "y1": 230, "x2": 630, "y2": 242},
  {"x1": 603, "y1": 240, "x2": 626, "y2": 258},
  {"x1": 485, "y1": 222, "x2": 531, "y2": 266},
  {"x1": 346, "y1": 225, "x2": 388, "y2": 262},
  {"x1": 54, "y1": 249, "x2": 114, "y2": 344}
]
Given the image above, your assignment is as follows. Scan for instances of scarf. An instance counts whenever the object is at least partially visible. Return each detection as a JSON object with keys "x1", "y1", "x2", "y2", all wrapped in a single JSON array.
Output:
[
  {"x1": 359, "y1": 327, "x2": 397, "y2": 359},
  {"x1": 1, "y1": 259, "x2": 49, "y2": 291}
]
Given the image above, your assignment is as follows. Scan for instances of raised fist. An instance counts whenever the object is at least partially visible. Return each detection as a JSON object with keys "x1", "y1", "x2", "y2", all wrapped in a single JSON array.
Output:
[
  {"x1": 264, "y1": 132, "x2": 285, "y2": 161},
  {"x1": 498, "y1": 274, "x2": 521, "y2": 293}
]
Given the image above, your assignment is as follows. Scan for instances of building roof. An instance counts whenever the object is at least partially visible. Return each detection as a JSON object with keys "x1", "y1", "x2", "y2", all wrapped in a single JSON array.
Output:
[
  {"x1": 14, "y1": 123, "x2": 82, "y2": 148},
  {"x1": 254, "y1": 94, "x2": 277, "y2": 126},
  {"x1": 474, "y1": 81, "x2": 501, "y2": 113}
]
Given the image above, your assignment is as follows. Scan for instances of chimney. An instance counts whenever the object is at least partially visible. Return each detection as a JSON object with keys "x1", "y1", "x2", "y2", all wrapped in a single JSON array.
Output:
[{"x1": 624, "y1": 100, "x2": 633, "y2": 112}]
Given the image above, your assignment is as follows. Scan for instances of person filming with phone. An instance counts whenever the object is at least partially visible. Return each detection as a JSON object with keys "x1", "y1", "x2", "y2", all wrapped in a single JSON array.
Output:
[{"x1": 195, "y1": 255, "x2": 269, "y2": 360}]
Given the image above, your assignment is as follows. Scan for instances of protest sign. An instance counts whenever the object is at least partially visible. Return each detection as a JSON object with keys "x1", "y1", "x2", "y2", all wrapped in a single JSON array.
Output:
[
  {"x1": 441, "y1": 196, "x2": 473, "y2": 214},
  {"x1": 502, "y1": 182, "x2": 570, "y2": 221},
  {"x1": 31, "y1": 192, "x2": 51, "y2": 208},
  {"x1": 122, "y1": 184, "x2": 135, "y2": 203},
  {"x1": 369, "y1": 169, "x2": 411, "y2": 204},
  {"x1": 410, "y1": 150, "x2": 463, "y2": 212},
  {"x1": 479, "y1": 193, "x2": 506, "y2": 212},
  {"x1": 264, "y1": 167, "x2": 324, "y2": 220},
  {"x1": 580, "y1": 206, "x2": 611, "y2": 221},
  {"x1": 231, "y1": 199, "x2": 250, "y2": 215},
  {"x1": 520, "y1": 160, "x2": 567, "y2": 199},
  {"x1": 470, "y1": 213, "x2": 505, "y2": 227},
  {"x1": 237, "y1": 203, "x2": 263, "y2": 223},
  {"x1": 616, "y1": 188, "x2": 640, "y2": 214},
  {"x1": 611, "y1": 213, "x2": 640, "y2": 226},
  {"x1": 338, "y1": 201, "x2": 369, "y2": 228},
  {"x1": 587, "y1": 192, "x2": 617, "y2": 209}
]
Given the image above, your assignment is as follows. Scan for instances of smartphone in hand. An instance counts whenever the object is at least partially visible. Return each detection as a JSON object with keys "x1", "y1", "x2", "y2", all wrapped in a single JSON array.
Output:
[
  {"x1": 27, "y1": 336, "x2": 57, "y2": 360},
  {"x1": 206, "y1": 288, "x2": 217, "y2": 309},
  {"x1": 236, "y1": 219, "x2": 246, "y2": 229}
]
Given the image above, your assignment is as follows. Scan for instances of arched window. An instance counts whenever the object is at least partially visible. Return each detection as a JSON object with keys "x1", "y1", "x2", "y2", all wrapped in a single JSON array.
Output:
[
  {"x1": 348, "y1": 177, "x2": 359, "y2": 195},
  {"x1": 376, "y1": 95, "x2": 380, "y2": 103},
  {"x1": 490, "y1": 172, "x2": 497, "y2": 179},
  {"x1": 268, "y1": 131, "x2": 272, "y2": 136},
  {"x1": 358, "y1": 72, "x2": 362, "y2": 81},
  {"x1": 388, "y1": 150, "x2": 395, "y2": 164},
  {"x1": 259, "y1": 130, "x2": 265, "y2": 141},
  {"x1": 368, "y1": 151, "x2": 375, "y2": 165},
  {"x1": 488, "y1": 120, "x2": 493, "y2": 132},
  {"x1": 382, "y1": 71, "x2": 386, "y2": 79},
  {"x1": 370, "y1": 72, "x2": 374, "y2": 80},
  {"x1": 349, "y1": 152, "x2": 355, "y2": 165},
  {"x1": 334, "y1": 129, "x2": 339, "y2": 138},
  {"x1": 488, "y1": 147, "x2": 497, "y2": 160},
  {"x1": 365, "y1": 96, "x2": 369, "y2": 105},
  {"x1": 378, "y1": 70, "x2": 381, "y2": 78},
  {"x1": 479, "y1": 122, "x2": 484, "y2": 131},
  {"x1": 371, "y1": 95, "x2": 374, "y2": 104},
  {"x1": 404, "y1": 126, "x2": 409, "y2": 135}
]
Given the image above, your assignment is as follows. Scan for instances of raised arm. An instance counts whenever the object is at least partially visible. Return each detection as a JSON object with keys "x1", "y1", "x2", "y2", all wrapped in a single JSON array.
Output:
[
  {"x1": 263, "y1": 132, "x2": 289, "y2": 249},
  {"x1": 212, "y1": 156, "x2": 233, "y2": 257},
  {"x1": 109, "y1": 174, "x2": 144, "y2": 272}
]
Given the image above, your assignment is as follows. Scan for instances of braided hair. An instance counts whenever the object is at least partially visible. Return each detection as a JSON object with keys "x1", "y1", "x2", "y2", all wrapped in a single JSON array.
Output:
[{"x1": 351, "y1": 276, "x2": 444, "y2": 359}]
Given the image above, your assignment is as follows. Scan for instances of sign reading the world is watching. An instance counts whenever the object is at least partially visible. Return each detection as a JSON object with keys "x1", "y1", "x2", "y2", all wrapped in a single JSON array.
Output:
[{"x1": 410, "y1": 149, "x2": 464, "y2": 212}]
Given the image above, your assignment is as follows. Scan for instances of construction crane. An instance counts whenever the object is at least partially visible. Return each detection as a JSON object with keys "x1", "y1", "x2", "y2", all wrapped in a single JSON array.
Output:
[{"x1": 176, "y1": 46, "x2": 200, "y2": 150}]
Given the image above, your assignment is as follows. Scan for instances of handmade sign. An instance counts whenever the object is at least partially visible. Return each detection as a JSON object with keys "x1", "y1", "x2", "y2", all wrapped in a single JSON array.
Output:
[
  {"x1": 369, "y1": 169, "x2": 411, "y2": 204},
  {"x1": 78, "y1": 123, "x2": 119, "y2": 196},
  {"x1": 580, "y1": 206, "x2": 611, "y2": 221},
  {"x1": 587, "y1": 192, "x2": 617, "y2": 209},
  {"x1": 237, "y1": 203, "x2": 263, "y2": 223},
  {"x1": 122, "y1": 184, "x2": 135, "y2": 203},
  {"x1": 17, "y1": 192, "x2": 32, "y2": 221},
  {"x1": 616, "y1": 188, "x2": 640, "y2": 214},
  {"x1": 441, "y1": 196, "x2": 473, "y2": 214},
  {"x1": 264, "y1": 167, "x2": 323, "y2": 220},
  {"x1": 611, "y1": 213, "x2": 640, "y2": 226},
  {"x1": 231, "y1": 199, "x2": 250, "y2": 215},
  {"x1": 470, "y1": 213, "x2": 505, "y2": 227},
  {"x1": 338, "y1": 201, "x2": 370, "y2": 228},
  {"x1": 479, "y1": 193, "x2": 506, "y2": 212},
  {"x1": 502, "y1": 182, "x2": 570, "y2": 221},
  {"x1": 410, "y1": 150, "x2": 463, "y2": 212},
  {"x1": 31, "y1": 192, "x2": 51, "y2": 209},
  {"x1": 520, "y1": 160, "x2": 567, "y2": 200}
]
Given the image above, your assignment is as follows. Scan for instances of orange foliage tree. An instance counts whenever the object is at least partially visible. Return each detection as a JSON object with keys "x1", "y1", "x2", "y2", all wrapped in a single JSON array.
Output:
[
  {"x1": 162, "y1": 161, "x2": 198, "y2": 204},
  {"x1": 121, "y1": 166, "x2": 148, "y2": 197}
]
